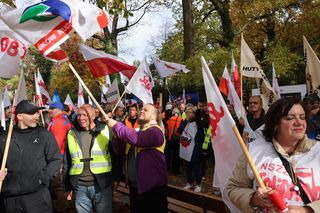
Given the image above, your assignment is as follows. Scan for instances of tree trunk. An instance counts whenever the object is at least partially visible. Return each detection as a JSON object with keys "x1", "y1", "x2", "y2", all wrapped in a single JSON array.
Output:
[{"x1": 182, "y1": 0, "x2": 195, "y2": 60}]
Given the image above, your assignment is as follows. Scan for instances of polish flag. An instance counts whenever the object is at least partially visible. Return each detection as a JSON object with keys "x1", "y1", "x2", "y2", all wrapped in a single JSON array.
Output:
[
  {"x1": 231, "y1": 52, "x2": 241, "y2": 97},
  {"x1": 80, "y1": 44, "x2": 136, "y2": 79},
  {"x1": 201, "y1": 56, "x2": 242, "y2": 213},
  {"x1": 36, "y1": 70, "x2": 52, "y2": 105},
  {"x1": 152, "y1": 57, "x2": 190, "y2": 78},
  {"x1": 77, "y1": 82, "x2": 85, "y2": 107},
  {"x1": 218, "y1": 66, "x2": 229, "y2": 98}
]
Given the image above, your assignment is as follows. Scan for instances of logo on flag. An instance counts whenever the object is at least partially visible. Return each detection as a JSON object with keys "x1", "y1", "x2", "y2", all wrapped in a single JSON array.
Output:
[
  {"x1": 20, "y1": 1, "x2": 72, "y2": 23},
  {"x1": 207, "y1": 102, "x2": 224, "y2": 137},
  {"x1": 139, "y1": 75, "x2": 152, "y2": 92}
]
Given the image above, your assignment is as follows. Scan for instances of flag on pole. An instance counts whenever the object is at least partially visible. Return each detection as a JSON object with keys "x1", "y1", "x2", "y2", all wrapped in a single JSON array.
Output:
[
  {"x1": 79, "y1": 44, "x2": 136, "y2": 79},
  {"x1": 77, "y1": 82, "x2": 85, "y2": 107},
  {"x1": 36, "y1": 70, "x2": 51, "y2": 105},
  {"x1": 88, "y1": 95, "x2": 93, "y2": 105},
  {"x1": 105, "y1": 75, "x2": 111, "y2": 87},
  {"x1": 182, "y1": 88, "x2": 186, "y2": 104},
  {"x1": 3, "y1": 86, "x2": 11, "y2": 108},
  {"x1": 303, "y1": 36, "x2": 320, "y2": 96},
  {"x1": 100, "y1": 84, "x2": 108, "y2": 103},
  {"x1": 64, "y1": 94, "x2": 74, "y2": 107},
  {"x1": 218, "y1": 66, "x2": 230, "y2": 98},
  {"x1": 272, "y1": 63, "x2": 281, "y2": 99},
  {"x1": 240, "y1": 34, "x2": 278, "y2": 110},
  {"x1": 44, "y1": 47, "x2": 69, "y2": 63},
  {"x1": 13, "y1": 69, "x2": 28, "y2": 106},
  {"x1": 1, "y1": 0, "x2": 108, "y2": 56},
  {"x1": 201, "y1": 56, "x2": 242, "y2": 213},
  {"x1": 104, "y1": 79, "x2": 124, "y2": 107},
  {"x1": 34, "y1": 72, "x2": 42, "y2": 106},
  {"x1": 126, "y1": 58, "x2": 154, "y2": 104},
  {"x1": 152, "y1": 57, "x2": 190, "y2": 78},
  {"x1": 0, "y1": 91, "x2": 6, "y2": 130},
  {"x1": 52, "y1": 90, "x2": 61, "y2": 103},
  {"x1": 231, "y1": 52, "x2": 241, "y2": 97}
]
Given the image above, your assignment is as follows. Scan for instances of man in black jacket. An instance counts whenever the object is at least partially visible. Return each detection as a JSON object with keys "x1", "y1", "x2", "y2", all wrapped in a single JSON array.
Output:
[{"x1": 0, "y1": 100, "x2": 61, "y2": 213}]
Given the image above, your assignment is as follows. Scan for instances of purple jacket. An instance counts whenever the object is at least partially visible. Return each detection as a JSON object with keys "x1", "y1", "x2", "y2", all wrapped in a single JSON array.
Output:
[{"x1": 113, "y1": 122, "x2": 168, "y2": 194}]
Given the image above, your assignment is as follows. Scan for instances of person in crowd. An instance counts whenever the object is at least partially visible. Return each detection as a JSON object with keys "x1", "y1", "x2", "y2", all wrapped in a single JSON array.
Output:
[
  {"x1": 105, "y1": 103, "x2": 168, "y2": 213},
  {"x1": 48, "y1": 101, "x2": 73, "y2": 213},
  {"x1": 63, "y1": 104, "x2": 80, "y2": 130},
  {"x1": 226, "y1": 97, "x2": 320, "y2": 212},
  {"x1": 121, "y1": 104, "x2": 142, "y2": 213},
  {"x1": 0, "y1": 100, "x2": 61, "y2": 213},
  {"x1": 165, "y1": 107, "x2": 183, "y2": 174},
  {"x1": 178, "y1": 104, "x2": 209, "y2": 193},
  {"x1": 246, "y1": 95, "x2": 265, "y2": 131},
  {"x1": 64, "y1": 104, "x2": 113, "y2": 213},
  {"x1": 303, "y1": 94, "x2": 320, "y2": 140},
  {"x1": 114, "y1": 106, "x2": 125, "y2": 121},
  {"x1": 178, "y1": 102, "x2": 186, "y2": 120}
]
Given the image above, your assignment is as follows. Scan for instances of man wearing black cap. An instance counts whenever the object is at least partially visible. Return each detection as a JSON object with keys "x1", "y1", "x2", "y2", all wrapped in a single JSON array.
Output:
[{"x1": 0, "y1": 100, "x2": 61, "y2": 213}]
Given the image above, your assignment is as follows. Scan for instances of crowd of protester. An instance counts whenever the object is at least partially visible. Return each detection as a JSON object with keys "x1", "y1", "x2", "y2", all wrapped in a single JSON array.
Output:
[{"x1": 0, "y1": 92, "x2": 319, "y2": 213}]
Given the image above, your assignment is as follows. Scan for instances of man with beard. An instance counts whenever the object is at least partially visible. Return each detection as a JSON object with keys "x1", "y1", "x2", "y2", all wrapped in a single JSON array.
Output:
[{"x1": 104, "y1": 104, "x2": 168, "y2": 213}]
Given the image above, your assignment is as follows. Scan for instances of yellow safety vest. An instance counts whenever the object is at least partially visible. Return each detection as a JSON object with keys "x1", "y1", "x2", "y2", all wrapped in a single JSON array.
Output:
[
  {"x1": 202, "y1": 125, "x2": 212, "y2": 150},
  {"x1": 137, "y1": 124, "x2": 166, "y2": 154},
  {"x1": 67, "y1": 127, "x2": 112, "y2": 175}
]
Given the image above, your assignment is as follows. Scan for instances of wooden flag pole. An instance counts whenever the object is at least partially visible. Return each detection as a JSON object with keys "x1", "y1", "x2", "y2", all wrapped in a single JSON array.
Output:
[
  {"x1": 68, "y1": 63, "x2": 108, "y2": 119},
  {"x1": 0, "y1": 115, "x2": 14, "y2": 191}
]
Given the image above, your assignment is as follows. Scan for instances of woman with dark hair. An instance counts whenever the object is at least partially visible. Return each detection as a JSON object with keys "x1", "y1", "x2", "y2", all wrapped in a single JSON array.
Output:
[{"x1": 226, "y1": 97, "x2": 320, "y2": 212}]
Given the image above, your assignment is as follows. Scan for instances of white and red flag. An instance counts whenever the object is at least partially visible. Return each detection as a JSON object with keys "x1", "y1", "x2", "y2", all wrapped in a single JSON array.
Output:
[
  {"x1": 104, "y1": 79, "x2": 124, "y2": 107},
  {"x1": 272, "y1": 63, "x2": 281, "y2": 99},
  {"x1": 80, "y1": 44, "x2": 136, "y2": 79},
  {"x1": 1, "y1": 0, "x2": 108, "y2": 56},
  {"x1": 64, "y1": 94, "x2": 74, "y2": 108},
  {"x1": 240, "y1": 34, "x2": 277, "y2": 110},
  {"x1": 218, "y1": 66, "x2": 230, "y2": 98},
  {"x1": 201, "y1": 56, "x2": 242, "y2": 213},
  {"x1": 126, "y1": 58, "x2": 154, "y2": 104},
  {"x1": 3, "y1": 86, "x2": 11, "y2": 108},
  {"x1": 13, "y1": 69, "x2": 28, "y2": 107},
  {"x1": 152, "y1": 57, "x2": 190, "y2": 78},
  {"x1": 77, "y1": 82, "x2": 85, "y2": 107},
  {"x1": 36, "y1": 70, "x2": 51, "y2": 105},
  {"x1": 303, "y1": 36, "x2": 320, "y2": 95},
  {"x1": 231, "y1": 52, "x2": 241, "y2": 97},
  {"x1": 0, "y1": 91, "x2": 6, "y2": 130}
]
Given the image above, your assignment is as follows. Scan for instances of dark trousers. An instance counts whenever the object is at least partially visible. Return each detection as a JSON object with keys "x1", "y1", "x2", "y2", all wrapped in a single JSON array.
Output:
[
  {"x1": 129, "y1": 184, "x2": 142, "y2": 213},
  {"x1": 140, "y1": 186, "x2": 168, "y2": 213},
  {"x1": 4, "y1": 188, "x2": 53, "y2": 213},
  {"x1": 50, "y1": 172, "x2": 70, "y2": 213},
  {"x1": 186, "y1": 161, "x2": 201, "y2": 185}
]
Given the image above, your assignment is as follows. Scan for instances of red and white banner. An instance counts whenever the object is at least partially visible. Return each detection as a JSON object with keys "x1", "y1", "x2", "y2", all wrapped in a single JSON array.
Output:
[
  {"x1": 36, "y1": 70, "x2": 51, "y2": 105},
  {"x1": 231, "y1": 52, "x2": 240, "y2": 97},
  {"x1": 64, "y1": 94, "x2": 74, "y2": 107},
  {"x1": 126, "y1": 58, "x2": 153, "y2": 104},
  {"x1": 152, "y1": 57, "x2": 190, "y2": 78},
  {"x1": 80, "y1": 44, "x2": 136, "y2": 79},
  {"x1": 3, "y1": 86, "x2": 11, "y2": 108},
  {"x1": 201, "y1": 56, "x2": 242, "y2": 213}
]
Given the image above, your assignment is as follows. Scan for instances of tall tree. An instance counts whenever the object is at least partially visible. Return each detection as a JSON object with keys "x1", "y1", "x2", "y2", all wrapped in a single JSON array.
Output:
[{"x1": 182, "y1": 0, "x2": 195, "y2": 60}]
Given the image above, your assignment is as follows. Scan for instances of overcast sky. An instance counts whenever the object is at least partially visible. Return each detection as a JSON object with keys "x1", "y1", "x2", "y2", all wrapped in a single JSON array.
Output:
[{"x1": 117, "y1": 8, "x2": 175, "y2": 64}]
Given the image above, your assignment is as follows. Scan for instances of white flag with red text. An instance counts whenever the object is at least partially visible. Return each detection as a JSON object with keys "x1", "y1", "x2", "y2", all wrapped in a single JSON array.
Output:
[
  {"x1": 77, "y1": 82, "x2": 85, "y2": 107},
  {"x1": 36, "y1": 70, "x2": 51, "y2": 105},
  {"x1": 152, "y1": 57, "x2": 190, "y2": 78},
  {"x1": 201, "y1": 56, "x2": 242, "y2": 213},
  {"x1": 303, "y1": 36, "x2": 320, "y2": 95},
  {"x1": 126, "y1": 58, "x2": 153, "y2": 104}
]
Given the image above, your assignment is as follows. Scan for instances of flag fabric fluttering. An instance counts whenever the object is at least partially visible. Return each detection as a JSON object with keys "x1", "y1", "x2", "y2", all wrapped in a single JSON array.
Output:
[
  {"x1": 52, "y1": 90, "x2": 61, "y2": 103},
  {"x1": 100, "y1": 84, "x2": 109, "y2": 104},
  {"x1": 13, "y1": 69, "x2": 28, "y2": 106},
  {"x1": 1, "y1": 0, "x2": 108, "y2": 56},
  {"x1": 3, "y1": 86, "x2": 11, "y2": 108},
  {"x1": 126, "y1": 58, "x2": 154, "y2": 104},
  {"x1": 80, "y1": 44, "x2": 136, "y2": 79},
  {"x1": 64, "y1": 94, "x2": 74, "y2": 107},
  {"x1": 272, "y1": 63, "x2": 281, "y2": 99},
  {"x1": 240, "y1": 34, "x2": 278, "y2": 110},
  {"x1": 104, "y1": 79, "x2": 124, "y2": 107},
  {"x1": 36, "y1": 70, "x2": 51, "y2": 105},
  {"x1": 231, "y1": 52, "x2": 241, "y2": 97},
  {"x1": 0, "y1": 91, "x2": 6, "y2": 130},
  {"x1": 77, "y1": 82, "x2": 85, "y2": 107},
  {"x1": 34, "y1": 72, "x2": 42, "y2": 106},
  {"x1": 303, "y1": 36, "x2": 320, "y2": 96},
  {"x1": 218, "y1": 66, "x2": 230, "y2": 98},
  {"x1": 152, "y1": 57, "x2": 190, "y2": 78},
  {"x1": 201, "y1": 56, "x2": 242, "y2": 213},
  {"x1": 105, "y1": 75, "x2": 111, "y2": 87}
]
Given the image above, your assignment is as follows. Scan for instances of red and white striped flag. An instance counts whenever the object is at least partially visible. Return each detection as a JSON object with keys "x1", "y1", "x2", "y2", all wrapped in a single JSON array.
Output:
[
  {"x1": 77, "y1": 82, "x2": 85, "y2": 107},
  {"x1": 231, "y1": 52, "x2": 241, "y2": 97},
  {"x1": 201, "y1": 56, "x2": 242, "y2": 213},
  {"x1": 80, "y1": 44, "x2": 136, "y2": 79},
  {"x1": 36, "y1": 70, "x2": 51, "y2": 106}
]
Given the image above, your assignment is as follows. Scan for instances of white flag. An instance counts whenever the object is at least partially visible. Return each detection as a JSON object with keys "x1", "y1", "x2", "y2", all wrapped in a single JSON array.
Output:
[
  {"x1": 106, "y1": 75, "x2": 111, "y2": 87},
  {"x1": 100, "y1": 84, "x2": 109, "y2": 103},
  {"x1": 272, "y1": 63, "x2": 281, "y2": 99},
  {"x1": 3, "y1": 86, "x2": 11, "y2": 108},
  {"x1": 0, "y1": 91, "x2": 6, "y2": 130},
  {"x1": 153, "y1": 57, "x2": 190, "y2": 78},
  {"x1": 104, "y1": 79, "x2": 124, "y2": 107},
  {"x1": 13, "y1": 68, "x2": 28, "y2": 106},
  {"x1": 201, "y1": 56, "x2": 242, "y2": 213},
  {"x1": 240, "y1": 34, "x2": 277, "y2": 110},
  {"x1": 37, "y1": 70, "x2": 51, "y2": 105},
  {"x1": 126, "y1": 58, "x2": 154, "y2": 104},
  {"x1": 64, "y1": 94, "x2": 74, "y2": 107},
  {"x1": 303, "y1": 36, "x2": 320, "y2": 95},
  {"x1": 77, "y1": 82, "x2": 85, "y2": 107},
  {"x1": 88, "y1": 95, "x2": 93, "y2": 106}
]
